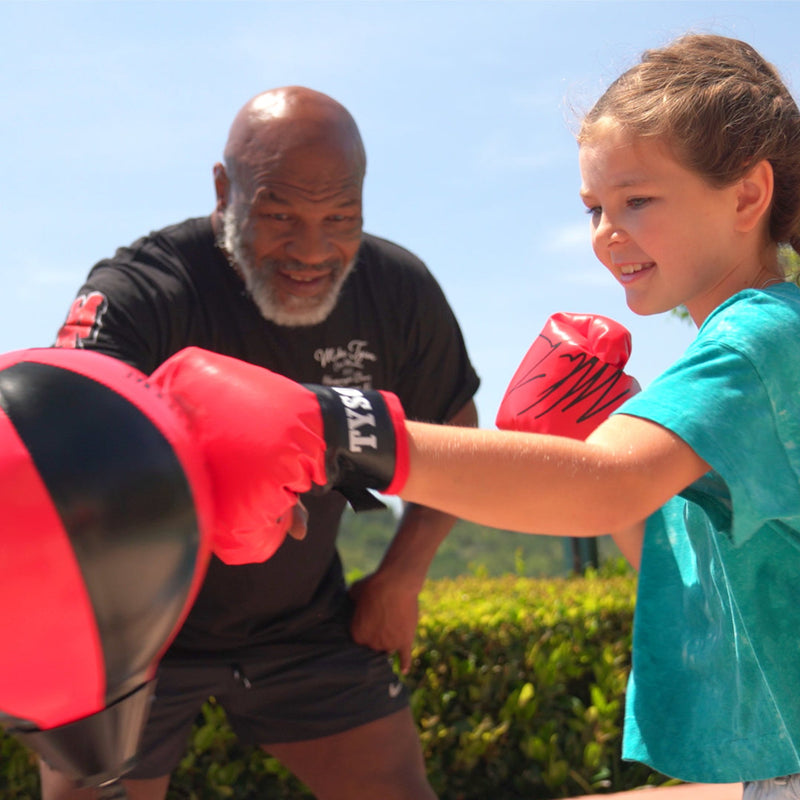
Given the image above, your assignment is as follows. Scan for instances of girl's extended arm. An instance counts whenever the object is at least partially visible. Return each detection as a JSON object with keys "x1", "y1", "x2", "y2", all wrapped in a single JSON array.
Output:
[{"x1": 399, "y1": 413, "x2": 709, "y2": 538}]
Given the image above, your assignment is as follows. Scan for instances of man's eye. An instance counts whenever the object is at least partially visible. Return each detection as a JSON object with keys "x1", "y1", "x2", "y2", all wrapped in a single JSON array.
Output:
[{"x1": 260, "y1": 212, "x2": 291, "y2": 221}]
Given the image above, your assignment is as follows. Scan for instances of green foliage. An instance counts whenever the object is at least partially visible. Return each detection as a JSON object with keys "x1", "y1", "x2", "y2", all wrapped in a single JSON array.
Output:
[
  {"x1": 0, "y1": 729, "x2": 39, "y2": 799},
  {"x1": 166, "y1": 699, "x2": 312, "y2": 799},
  {"x1": 410, "y1": 573, "x2": 661, "y2": 798},
  {"x1": 338, "y1": 507, "x2": 628, "y2": 582},
  {"x1": 0, "y1": 573, "x2": 669, "y2": 799},
  {"x1": 781, "y1": 244, "x2": 800, "y2": 283}
]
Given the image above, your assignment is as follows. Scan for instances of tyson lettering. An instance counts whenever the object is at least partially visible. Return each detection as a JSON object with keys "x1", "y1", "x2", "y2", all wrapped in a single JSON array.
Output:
[
  {"x1": 332, "y1": 387, "x2": 378, "y2": 452},
  {"x1": 301, "y1": 382, "x2": 406, "y2": 502}
]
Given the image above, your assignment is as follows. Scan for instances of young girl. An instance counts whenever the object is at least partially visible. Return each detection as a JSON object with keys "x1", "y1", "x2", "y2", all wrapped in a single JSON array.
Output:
[{"x1": 394, "y1": 33, "x2": 800, "y2": 798}]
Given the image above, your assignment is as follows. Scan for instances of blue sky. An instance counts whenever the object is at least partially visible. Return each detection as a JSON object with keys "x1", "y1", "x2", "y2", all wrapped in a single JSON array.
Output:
[{"x1": 3, "y1": 0, "x2": 798, "y2": 425}]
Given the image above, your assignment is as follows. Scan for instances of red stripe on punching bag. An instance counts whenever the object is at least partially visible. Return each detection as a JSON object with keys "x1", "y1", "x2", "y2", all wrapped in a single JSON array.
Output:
[{"x1": 0, "y1": 409, "x2": 105, "y2": 728}]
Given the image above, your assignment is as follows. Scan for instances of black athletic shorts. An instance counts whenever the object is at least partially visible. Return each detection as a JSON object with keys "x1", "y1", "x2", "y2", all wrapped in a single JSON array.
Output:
[{"x1": 127, "y1": 638, "x2": 409, "y2": 779}]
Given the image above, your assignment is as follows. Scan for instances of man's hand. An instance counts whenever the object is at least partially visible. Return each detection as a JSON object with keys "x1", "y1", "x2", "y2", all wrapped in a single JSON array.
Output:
[
  {"x1": 348, "y1": 570, "x2": 419, "y2": 674},
  {"x1": 345, "y1": 401, "x2": 478, "y2": 673}
]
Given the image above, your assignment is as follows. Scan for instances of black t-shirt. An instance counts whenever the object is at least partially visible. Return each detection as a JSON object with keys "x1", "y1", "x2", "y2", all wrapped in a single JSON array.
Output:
[{"x1": 56, "y1": 217, "x2": 480, "y2": 655}]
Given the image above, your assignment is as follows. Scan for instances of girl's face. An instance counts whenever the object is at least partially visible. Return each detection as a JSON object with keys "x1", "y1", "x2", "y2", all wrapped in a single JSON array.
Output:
[{"x1": 579, "y1": 119, "x2": 753, "y2": 326}]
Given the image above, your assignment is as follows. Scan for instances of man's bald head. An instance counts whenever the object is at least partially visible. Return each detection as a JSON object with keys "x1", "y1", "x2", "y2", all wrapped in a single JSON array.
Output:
[
  {"x1": 213, "y1": 87, "x2": 366, "y2": 327},
  {"x1": 222, "y1": 86, "x2": 366, "y2": 190}
]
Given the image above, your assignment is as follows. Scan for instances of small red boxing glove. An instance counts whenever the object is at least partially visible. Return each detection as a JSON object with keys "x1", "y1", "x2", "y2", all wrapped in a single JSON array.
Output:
[
  {"x1": 496, "y1": 312, "x2": 640, "y2": 439},
  {"x1": 150, "y1": 348, "x2": 409, "y2": 565}
]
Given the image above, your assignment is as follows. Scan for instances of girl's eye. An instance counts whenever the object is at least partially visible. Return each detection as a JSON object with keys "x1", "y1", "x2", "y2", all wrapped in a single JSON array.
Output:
[
  {"x1": 627, "y1": 197, "x2": 651, "y2": 209},
  {"x1": 584, "y1": 205, "x2": 601, "y2": 217}
]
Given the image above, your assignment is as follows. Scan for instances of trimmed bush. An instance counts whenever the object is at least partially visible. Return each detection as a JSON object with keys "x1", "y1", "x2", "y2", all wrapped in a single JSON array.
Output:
[
  {"x1": 1, "y1": 572, "x2": 667, "y2": 798},
  {"x1": 410, "y1": 572, "x2": 662, "y2": 798}
]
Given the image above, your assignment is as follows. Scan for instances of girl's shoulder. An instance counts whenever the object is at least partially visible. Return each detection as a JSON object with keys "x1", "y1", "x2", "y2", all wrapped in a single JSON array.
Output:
[
  {"x1": 671, "y1": 285, "x2": 800, "y2": 406},
  {"x1": 699, "y1": 284, "x2": 800, "y2": 351}
]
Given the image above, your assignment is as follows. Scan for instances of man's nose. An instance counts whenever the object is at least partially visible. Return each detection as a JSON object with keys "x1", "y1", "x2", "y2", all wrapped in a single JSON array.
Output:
[{"x1": 285, "y1": 222, "x2": 333, "y2": 265}]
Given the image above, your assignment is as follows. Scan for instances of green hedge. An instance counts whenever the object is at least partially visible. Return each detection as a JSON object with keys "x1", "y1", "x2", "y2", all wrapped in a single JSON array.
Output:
[
  {"x1": 1, "y1": 571, "x2": 670, "y2": 799},
  {"x1": 410, "y1": 571, "x2": 664, "y2": 799}
]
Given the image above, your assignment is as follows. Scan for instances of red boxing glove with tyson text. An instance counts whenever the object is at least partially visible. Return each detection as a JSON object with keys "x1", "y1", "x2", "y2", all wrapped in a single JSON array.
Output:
[
  {"x1": 496, "y1": 312, "x2": 640, "y2": 439},
  {"x1": 150, "y1": 348, "x2": 409, "y2": 565}
]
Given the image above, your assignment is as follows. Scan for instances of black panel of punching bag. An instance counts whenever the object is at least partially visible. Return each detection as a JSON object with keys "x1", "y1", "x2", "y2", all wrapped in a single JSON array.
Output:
[
  {"x1": 0, "y1": 349, "x2": 211, "y2": 788},
  {"x1": 15, "y1": 682, "x2": 155, "y2": 790},
  {"x1": 0, "y1": 361, "x2": 199, "y2": 699}
]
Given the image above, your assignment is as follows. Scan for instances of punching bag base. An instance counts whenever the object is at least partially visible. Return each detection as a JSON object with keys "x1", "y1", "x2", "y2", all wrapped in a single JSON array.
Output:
[{"x1": 7, "y1": 680, "x2": 155, "y2": 788}]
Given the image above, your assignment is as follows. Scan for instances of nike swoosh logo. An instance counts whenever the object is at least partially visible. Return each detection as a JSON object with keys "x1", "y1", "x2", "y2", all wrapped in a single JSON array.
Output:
[{"x1": 389, "y1": 681, "x2": 403, "y2": 698}]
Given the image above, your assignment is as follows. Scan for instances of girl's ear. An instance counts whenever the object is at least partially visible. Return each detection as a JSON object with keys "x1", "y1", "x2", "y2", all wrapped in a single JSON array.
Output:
[{"x1": 735, "y1": 159, "x2": 774, "y2": 233}]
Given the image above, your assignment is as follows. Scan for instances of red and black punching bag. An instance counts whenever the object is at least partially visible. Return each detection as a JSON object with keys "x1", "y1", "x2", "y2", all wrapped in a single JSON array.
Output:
[{"x1": 0, "y1": 348, "x2": 213, "y2": 790}]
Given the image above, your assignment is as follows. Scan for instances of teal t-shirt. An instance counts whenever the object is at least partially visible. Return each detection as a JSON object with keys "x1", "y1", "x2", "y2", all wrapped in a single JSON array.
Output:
[{"x1": 618, "y1": 285, "x2": 800, "y2": 783}]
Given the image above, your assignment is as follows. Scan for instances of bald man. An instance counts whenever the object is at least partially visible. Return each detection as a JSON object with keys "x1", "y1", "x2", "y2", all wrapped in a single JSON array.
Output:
[{"x1": 49, "y1": 87, "x2": 479, "y2": 799}]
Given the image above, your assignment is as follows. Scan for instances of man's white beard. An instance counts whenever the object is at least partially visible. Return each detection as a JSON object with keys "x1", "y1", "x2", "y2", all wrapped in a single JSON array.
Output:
[{"x1": 220, "y1": 205, "x2": 355, "y2": 327}]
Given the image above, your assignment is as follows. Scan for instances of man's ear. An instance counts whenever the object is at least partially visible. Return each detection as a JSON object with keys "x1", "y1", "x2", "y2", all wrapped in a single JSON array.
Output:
[
  {"x1": 735, "y1": 159, "x2": 774, "y2": 234},
  {"x1": 213, "y1": 163, "x2": 230, "y2": 214}
]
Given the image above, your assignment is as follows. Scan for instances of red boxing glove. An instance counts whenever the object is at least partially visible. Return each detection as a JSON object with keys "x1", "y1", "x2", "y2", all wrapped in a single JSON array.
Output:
[
  {"x1": 150, "y1": 348, "x2": 409, "y2": 565},
  {"x1": 496, "y1": 312, "x2": 640, "y2": 439}
]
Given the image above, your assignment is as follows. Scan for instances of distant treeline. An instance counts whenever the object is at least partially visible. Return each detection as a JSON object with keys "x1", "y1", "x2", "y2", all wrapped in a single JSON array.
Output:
[{"x1": 337, "y1": 505, "x2": 626, "y2": 581}]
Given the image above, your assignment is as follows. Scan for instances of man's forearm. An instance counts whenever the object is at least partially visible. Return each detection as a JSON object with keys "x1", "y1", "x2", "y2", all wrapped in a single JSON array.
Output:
[
  {"x1": 374, "y1": 502, "x2": 459, "y2": 590},
  {"x1": 376, "y1": 398, "x2": 478, "y2": 586}
]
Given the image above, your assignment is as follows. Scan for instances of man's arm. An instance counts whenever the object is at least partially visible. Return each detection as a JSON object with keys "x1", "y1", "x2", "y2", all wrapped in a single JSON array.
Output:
[{"x1": 348, "y1": 398, "x2": 478, "y2": 673}]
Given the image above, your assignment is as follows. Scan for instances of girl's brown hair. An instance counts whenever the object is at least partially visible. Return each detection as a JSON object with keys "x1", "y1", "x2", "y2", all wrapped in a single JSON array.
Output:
[{"x1": 579, "y1": 34, "x2": 800, "y2": 254}]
